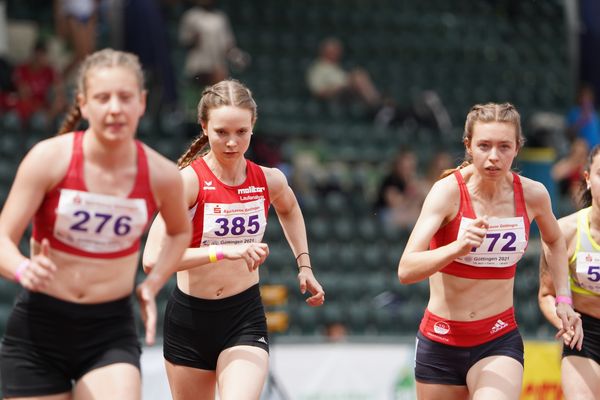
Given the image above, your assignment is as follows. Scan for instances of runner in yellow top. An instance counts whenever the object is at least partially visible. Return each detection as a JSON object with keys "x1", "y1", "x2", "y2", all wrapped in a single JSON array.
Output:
[{"x1": 540, "y1": 145, "x2": 600, "y2": 399}]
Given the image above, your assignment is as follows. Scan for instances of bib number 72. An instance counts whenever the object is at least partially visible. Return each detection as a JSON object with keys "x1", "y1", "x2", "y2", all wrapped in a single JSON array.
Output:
[{"x1": 472, "y1": 232, "x2": 517, "y2": 252}]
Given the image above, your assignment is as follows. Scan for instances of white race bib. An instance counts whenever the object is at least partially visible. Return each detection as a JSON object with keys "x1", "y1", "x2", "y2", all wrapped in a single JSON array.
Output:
[
  {"x1": 575, "y1": 252, "x2": 600, "y2": 294},
  {"x1": 54, "y1": 189, "x2": 148, "y2": 253},
  {"x1": 455, "y1": 217, "x2": 527, "y2": 267},
  {"x1": 200, "y1": 199, "x2": 267, "y2": 246}
]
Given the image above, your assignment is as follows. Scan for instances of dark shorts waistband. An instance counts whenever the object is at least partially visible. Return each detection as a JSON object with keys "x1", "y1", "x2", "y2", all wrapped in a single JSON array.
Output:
[
  {"x1": 171, "y1": 283, "x2": 261, "y2": 311},
  {"x1": 16, "y1": 289, "x2": 133, "y2": 319}
]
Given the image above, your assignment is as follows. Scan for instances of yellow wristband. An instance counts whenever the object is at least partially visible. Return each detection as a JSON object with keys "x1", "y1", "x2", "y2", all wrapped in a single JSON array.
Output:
[
  {"x1": 208, "y1": 245, "x2": 218, "y2": 263},
  {"x1": 208, "y1": 245, "x2": 224, "y2": 263}
]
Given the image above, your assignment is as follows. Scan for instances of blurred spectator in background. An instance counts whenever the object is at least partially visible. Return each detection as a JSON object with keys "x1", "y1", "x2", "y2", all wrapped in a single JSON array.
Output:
[
  {"x1": 306, "y1": 37, "x2": 453, "y2": 135},
  {"x1": 566, "y1": 84, "x2": 600, "y2": 149},
  {"x1": 54, "y1": 0, "x2": 97, "y2": 80},
  {"x1": 123, "y1": 0, "x2": 179, "y2": 113},
  {"x1": 552, "y1": 137, "x2": 588, "y2": 211},
  {"x1": 306, "y1": 37, "x2": 382, "y2": 109},
  {"x1": 8, "y1": 40, "x2": 67, "y2": 128},
  {"x1": 0, "y1": 56, "x2": 13, "y2": 113},
  {"x1": 324, "y1": 322, "x2": 348, "y2": 343},
  {"x1": 425, "y1": 150, "x2": 454, "y2": 189},
  {"x1": 374, "y1": 149, "x2": 427, "y2": 229},
  {"x1": 179, "y1": 0, "x2": 249, "y2": 88},
  {"x1": 0, "y1": 0, "x2": 11, "y2": 107},
  {"x1": 411, "y1": 90, "x2": 453, "y2": 135},
  {"x1": 374, "y1": 89, "x2": 452, "y2": 135},
  {"x1": 290, "y1": 151, "x2": 328, "y2": 198}
]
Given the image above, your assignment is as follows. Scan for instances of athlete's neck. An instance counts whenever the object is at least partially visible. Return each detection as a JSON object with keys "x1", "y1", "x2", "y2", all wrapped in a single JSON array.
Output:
[
  {"x1": 203, "y1": 153, "x2": 247, "y2": 186},
  {"x1": 83, "y1": 130, "x2": 136, "y2": 169},
  {"x1": 465, "y1": 168, "x2": 511, "y2": 201},
  {"x1": 588, "y1": 205, "x2": 600, "y2": 232}
]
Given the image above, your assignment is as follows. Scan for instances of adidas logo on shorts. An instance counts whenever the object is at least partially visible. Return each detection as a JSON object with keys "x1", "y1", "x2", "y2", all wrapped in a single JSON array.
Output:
[
  {"x1": 490, "y1": 319, "x2": 509, "y2": 334},
  {"x1": 257, "y1": 337, "x2": 268, "y2": 344}
]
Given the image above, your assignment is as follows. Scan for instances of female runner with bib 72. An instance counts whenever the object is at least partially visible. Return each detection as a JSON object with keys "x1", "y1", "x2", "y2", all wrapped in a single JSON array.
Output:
[{"x1": 398, "y1": 102, "x2": 582, "y2": 400}]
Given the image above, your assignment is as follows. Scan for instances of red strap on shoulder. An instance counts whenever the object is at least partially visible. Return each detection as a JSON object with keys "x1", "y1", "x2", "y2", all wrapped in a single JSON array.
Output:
[
  {"x1": 453, "y1": 170, "x2": 476, "y2": 218},
  {"x1": 512, "y1": 173, "x2": 530, "y2": 238}
]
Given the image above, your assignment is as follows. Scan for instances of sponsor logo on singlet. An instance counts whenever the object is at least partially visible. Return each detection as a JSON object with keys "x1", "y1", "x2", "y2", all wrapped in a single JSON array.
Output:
[
  {"x1": 237, "y1": 186, "x2": 265, "y2": 194},
  {"x1": 238, "y1": 186, "x2": 266, "y2": 201},
  {"x1": 203, "y1": 181, "x2": 216, "y2": 190}
]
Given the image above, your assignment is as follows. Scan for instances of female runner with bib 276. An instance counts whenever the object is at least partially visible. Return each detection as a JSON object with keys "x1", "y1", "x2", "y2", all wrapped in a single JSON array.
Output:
[
  {"x1": 398, "y1": 102, "x2": 582, "y2": 400},
  {"x1": 0, "y1": 49, "x2": 191, "y2": 399}
]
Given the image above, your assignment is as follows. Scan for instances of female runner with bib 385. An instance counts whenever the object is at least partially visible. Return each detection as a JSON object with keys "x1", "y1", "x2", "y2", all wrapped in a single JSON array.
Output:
[{"x1": 143, "y1": 79, "x2": 324, "y2": 400}]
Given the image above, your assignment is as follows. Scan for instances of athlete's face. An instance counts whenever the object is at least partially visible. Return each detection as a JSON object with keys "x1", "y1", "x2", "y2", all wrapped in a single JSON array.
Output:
[
  {"x1": 584, "y1": 152, "x2": 600, "y2": 204},
  {"x1": 466, "y1": 122, "x2": 519, "y2": 178},
  {"x1": 79, "y1": 66, "x2": 146, "y2": 142},
  {"x1": 202, "y1": 106, "x2": 254, "y2": 159}
]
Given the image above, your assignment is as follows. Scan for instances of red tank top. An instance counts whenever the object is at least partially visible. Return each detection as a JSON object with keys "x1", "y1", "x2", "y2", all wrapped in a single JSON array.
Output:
[
  {"x1": 430, "y1": 170, "x2": 530, "y2": 279},
  {"x1": 32, "y1": 131, "x2": 157, "y2": 258},
  {"x1": 188, "y1": 157, "x2": 271, "y2": 248}
]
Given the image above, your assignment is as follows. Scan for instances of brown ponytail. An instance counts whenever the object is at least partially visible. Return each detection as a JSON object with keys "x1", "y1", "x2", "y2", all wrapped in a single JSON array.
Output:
[
  {"x1": 56, "y1": 98, "x2": 82, "y2": 135},
  {"x1": 439, "y1": 160, "x2": 471, "y2": 180},
  {"x1": 178, "y1": 135, "x2": 209, "y2": 168}
]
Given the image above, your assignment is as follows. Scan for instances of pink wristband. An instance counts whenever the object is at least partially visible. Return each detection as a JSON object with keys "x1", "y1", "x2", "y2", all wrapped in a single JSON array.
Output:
[
  {"x1": 215, "y1": 246, "x2": 224, "y2": 261},
  {"x1": 555, "y1": 295, "x2": 573, "y2": 306},
  {"x1": 208, "y1": 245, "x2": 225, "y2": 263},
  {"x1": 14, "y1": 259, "x2": 31, "y2": 283}
]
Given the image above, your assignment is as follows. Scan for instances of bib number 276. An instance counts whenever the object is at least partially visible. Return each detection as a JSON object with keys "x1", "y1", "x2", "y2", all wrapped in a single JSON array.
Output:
[{"x1": 70, "y1": 210, "x2": 132, "y2": 236}]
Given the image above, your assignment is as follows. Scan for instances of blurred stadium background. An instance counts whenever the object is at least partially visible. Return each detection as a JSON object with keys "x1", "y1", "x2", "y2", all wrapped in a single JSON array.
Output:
[{"x1": 0, "y1": 0, "x2": 596, "y2": 398}]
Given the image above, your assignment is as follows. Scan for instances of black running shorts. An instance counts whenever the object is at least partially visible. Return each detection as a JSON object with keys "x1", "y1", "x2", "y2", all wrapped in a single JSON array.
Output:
[
  {"x1": 563, "y1": 310, "x2": 600, "y2": 365},
  {"x1": 415, "y1": 328, "x2": 524, "y2": 385},
  {"x1": 163, "y1": 284, "x2": 269, "y2": 370},
  {"x1": 0, "y1": 290, "x2": 141, "y2": 398}
]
